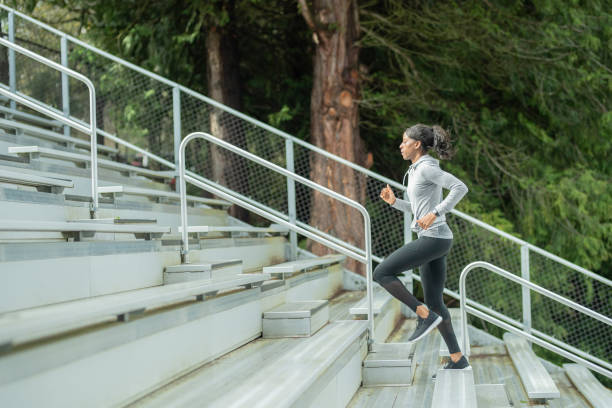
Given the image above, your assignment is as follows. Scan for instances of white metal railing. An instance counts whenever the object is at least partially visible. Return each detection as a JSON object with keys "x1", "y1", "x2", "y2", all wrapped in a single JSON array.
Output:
[
  {"x1": 460, "y1": 261, "x2": 612, "y2": 379},
  {"x1": 0, "y1": 37, "x2": 98, "y2": 214},
  {"x1": 1, "y1": 3, "x2": 610, "y2": 363},
  {"x1": 178, "y1": 132, "x2": 375, "y2": 343},
  {"x1": 1, "y1": 3, "x2": 607, "y2": 283}
]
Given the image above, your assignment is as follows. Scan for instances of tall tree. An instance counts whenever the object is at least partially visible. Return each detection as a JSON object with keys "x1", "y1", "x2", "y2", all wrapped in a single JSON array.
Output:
[
  {"x1": 204, "y1": 0, "x2": 248, "y2": 221},
  {"x1": 13, "y1": 0, "x2": 250, "y2": 220},
  {"x1": 299, "y1": 0, "x2": 372, "y2": 276}
]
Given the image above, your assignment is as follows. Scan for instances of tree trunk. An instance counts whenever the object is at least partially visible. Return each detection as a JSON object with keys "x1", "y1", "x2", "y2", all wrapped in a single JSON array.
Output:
[
  {"x1": 301, "y1": 0, "x2": 370, "y2": 276},
  {"x1": 206, "y1": 2, "x2": 248, "y2": 221},
  {"x1": 0, "y1": 47, "x2": 8, "y2": 85}
]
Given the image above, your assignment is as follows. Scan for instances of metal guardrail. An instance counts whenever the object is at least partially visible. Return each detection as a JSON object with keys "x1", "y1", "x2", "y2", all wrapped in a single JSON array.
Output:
[
  {"x1": 178, "y1": 132, "x2": 375, "y2": 343},
  {"x1": 460, "y1": 261, "x2": 612, "y2": 379},
  {"x1": 0, "y1": 37, "x2": 99, "y2": 214},
  {"x1": 0, "y1": 3, "x2": 610, "y2": 365}
]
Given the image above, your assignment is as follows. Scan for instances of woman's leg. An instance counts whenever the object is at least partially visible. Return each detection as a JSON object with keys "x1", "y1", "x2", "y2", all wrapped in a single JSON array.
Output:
[
  {"x1": 420, "y1": 244, "x2": 462, "y2": 357},
  {"x1": 373, "y1": 237, "x2": 453, "y2": 313}
]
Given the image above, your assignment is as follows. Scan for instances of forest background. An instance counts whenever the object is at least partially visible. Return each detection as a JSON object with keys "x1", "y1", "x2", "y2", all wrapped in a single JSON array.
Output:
[{"x1": 6, "y1": 0, "x2": 611, "y2": 379}]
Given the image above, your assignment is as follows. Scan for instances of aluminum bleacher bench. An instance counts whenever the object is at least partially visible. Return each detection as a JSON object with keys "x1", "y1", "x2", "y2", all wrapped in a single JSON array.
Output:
[
  {"x1": 0, "y1": 168, "x2": 73, "y2": 193},
  {"x1": 98, "y1": 185, "x2": 231, "y2": 209},
  {"x1": 0, "y1": 118, "x2": 117, "y2": 154},
  {"x1": 503, "y1": 332, "x2": 560, "y2": 402},
  {"x1": 178, "y1": 224, "x2": 290, "y2": 238},
  {"x1": 0, "y1": 105, "x2": 62, "y2": 128},
  {"x1": 0, "y1": 219, "x2": 170, "y2": 240},
  {"x1": 0, "y1": 273, "x2": 271, "y2": 351},
  {"x1": 8, "y1": 146, "x2": 173, "y2": 180},
  {"x1": 563, "y1": 363, "x2": 612, "y2": 408},
  {"x1": 262, "y1": 254, "x2": 346, "y2": 277}
]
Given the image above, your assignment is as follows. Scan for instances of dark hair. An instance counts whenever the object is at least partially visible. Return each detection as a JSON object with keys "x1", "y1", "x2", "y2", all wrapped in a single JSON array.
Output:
[{"x1": 404, "y1": 123, "x2": 455, "y2": 160}]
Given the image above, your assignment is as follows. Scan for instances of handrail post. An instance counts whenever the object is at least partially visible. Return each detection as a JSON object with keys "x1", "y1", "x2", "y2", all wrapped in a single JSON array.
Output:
[
  {"x1": 460, "y1": 264, "x2": 470, "y2": 357},
  {"x1": 8, "y1": 10, "x2": 15, "y2": 110},
  {"x1": 60, "y1": 35, "x2": 70, "y2": 138},
  {"x1": 285, "y1": 138, "x2": 297, "y2": 261},
  {"x1": 364, "y1": 212, "x2": 374, "y2": 346},
  {"x1": 173, "y1": 87, "x2": 181, "y2": 192},
  {"x1": 88, "y1": 81, "x2": 98, "y2": 217},
  {"x1": 179, "y1": 132, "x2": 375, "y2": 344},
  {"x1": 521, "y1": 245, "x2": 532, "y2": 348},
  {"x1": 179, "y1": 134, "x2": 190, "y2": 264}
]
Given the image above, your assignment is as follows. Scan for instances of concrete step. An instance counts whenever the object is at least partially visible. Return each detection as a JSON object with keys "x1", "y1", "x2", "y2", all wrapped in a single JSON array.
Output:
[{"x1": 262, "y1": 300, "x2": 329, "y2": 338}]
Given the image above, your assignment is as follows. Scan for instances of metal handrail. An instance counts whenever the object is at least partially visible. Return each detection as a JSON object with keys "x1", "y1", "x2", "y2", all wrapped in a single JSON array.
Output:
[
  {"x1": 178, "y1": 132, "x2": 375, "y2": 343},
  {"x1": 3, "y1": 4, "x2": 609, "y2": 365},
  {"x1": 460, "y1": 261, "x2": 612, "y2": 378},
  {"x1": 0, "y1": 4, "x2": 606, "y2": 289},
  {"x1": 0, "y1": 37, "x2": 99, "y2": 215}
]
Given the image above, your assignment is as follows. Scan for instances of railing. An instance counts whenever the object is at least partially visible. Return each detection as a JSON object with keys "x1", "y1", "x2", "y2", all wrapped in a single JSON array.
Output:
[
  {"x1": 460, "y1": 261, "x2": 612, "y2": 379},
  {"x1": 178, "y1": 132, "x2": 375, "y2": 342},
  {"x1": 0, "y1": 37, "x2": 98, "y2": 214},
  {"x1": 0, "y1": 4, "x2": 610, "y2": 365}
]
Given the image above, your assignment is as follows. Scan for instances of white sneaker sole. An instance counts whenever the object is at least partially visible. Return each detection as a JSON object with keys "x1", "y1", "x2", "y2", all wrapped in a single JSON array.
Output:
[{"x1": 410, "y1": 315, "x2": 442, "y2": 343}]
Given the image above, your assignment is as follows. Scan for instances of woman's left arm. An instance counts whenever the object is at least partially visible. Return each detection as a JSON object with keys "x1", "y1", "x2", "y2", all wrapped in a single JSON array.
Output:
[{"x1": 421, "y1": 164, "x2": 468, "y2": 216}]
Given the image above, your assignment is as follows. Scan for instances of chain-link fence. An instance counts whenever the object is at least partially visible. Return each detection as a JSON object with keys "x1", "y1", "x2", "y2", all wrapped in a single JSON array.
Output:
[{"x1": 1, "y1": 4, "x2": 610, "y2": 377}]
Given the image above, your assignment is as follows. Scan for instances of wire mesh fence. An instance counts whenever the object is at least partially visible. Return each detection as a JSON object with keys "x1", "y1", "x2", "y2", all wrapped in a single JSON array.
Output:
[{"x1": 0, "y1": 4, "x2": 609, "y2": 374}]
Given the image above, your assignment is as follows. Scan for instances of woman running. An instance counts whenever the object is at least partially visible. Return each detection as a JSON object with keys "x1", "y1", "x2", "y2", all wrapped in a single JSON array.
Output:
[{"x1": 375, "y1": 124, "x2": 470, "y2": 370}]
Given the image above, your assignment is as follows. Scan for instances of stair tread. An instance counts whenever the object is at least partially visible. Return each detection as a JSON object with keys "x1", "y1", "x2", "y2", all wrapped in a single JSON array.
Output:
[
  {"x1": 0, "y1": 274, "x2": 269, "y2": 346},
  {"x1": 131, "y1": 320, "x2": 367, "y2": 408}
]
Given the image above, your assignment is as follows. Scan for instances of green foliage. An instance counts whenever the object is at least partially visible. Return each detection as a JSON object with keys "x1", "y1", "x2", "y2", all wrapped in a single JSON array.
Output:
[
  {"x1": 9, "y1": 0, "x2": 611, "y2": 382},
  {"x1": 358, "y1": 0, "x2": 612, "y2": 280}
]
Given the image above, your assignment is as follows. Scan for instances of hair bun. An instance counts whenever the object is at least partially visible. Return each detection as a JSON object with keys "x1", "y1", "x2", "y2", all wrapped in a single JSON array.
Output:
[
  {"x1": 431, "y1": 127, "x2": 440, "y2": 149},
  {"x1": 431, "y1": 125, "x2": 455, "y2": 160}
]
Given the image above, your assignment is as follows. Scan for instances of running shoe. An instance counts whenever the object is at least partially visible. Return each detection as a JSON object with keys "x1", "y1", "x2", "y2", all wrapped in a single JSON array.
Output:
[
  {"x1": 431, "y1": 356, "x2": 471, "y2": 381},
  {"x1": 443, "y1": 355, "x2": 470, "y2": 369},
  {"x1": 408, "y1": 315, "x2": 424, "y2": 340},
  {"x1": 407, "y1": 310, "x2": 442, "y2": 343}
]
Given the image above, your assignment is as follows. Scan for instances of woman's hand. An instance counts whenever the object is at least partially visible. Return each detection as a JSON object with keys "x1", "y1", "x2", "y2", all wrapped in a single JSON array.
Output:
[
  {"x1": 380, "y1": 184, "x2": 396, "y2": 205},
  {"x1": 416, "y1": 212, "x2": 437, "y2": 230}
]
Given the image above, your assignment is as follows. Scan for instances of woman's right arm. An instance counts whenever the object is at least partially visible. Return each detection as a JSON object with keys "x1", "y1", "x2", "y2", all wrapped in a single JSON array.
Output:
[
  {"x1": 391, "y1": 197, "x2": 411, "y2": 213},
  {"x1": 380, "y1": 184, "x2": 410, "y2": 212}
]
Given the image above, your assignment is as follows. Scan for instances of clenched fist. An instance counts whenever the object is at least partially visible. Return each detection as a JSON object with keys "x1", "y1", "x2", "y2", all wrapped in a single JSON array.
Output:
[{"x1": 380, "y1": 184, "x2": 396, "y2": 205}]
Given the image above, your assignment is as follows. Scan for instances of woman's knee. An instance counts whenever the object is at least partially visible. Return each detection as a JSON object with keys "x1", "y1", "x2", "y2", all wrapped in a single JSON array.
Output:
[
  {"x1": 373, "y1": 263, "x2": 390, "y2": 284},
  {"x1": 373, "y1": 264, "x2": 384, "y2": 283}
]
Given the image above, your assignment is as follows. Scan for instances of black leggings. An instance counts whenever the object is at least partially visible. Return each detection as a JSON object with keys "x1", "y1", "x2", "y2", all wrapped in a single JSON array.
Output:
[{"x1": 373, "y1": 236, "x2": 461, "y2": 354}]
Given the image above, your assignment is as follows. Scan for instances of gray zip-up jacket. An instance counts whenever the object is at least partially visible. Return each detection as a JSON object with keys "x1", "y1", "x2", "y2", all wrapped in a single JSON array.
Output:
[{"x1": 391, "y1": 154, "x2": 468, "y2": 239}]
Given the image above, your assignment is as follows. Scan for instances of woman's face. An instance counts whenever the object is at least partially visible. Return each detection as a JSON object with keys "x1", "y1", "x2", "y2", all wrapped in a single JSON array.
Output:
[{"x1": 399, "y1": 133, "x2": 421, "y2": 161}]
